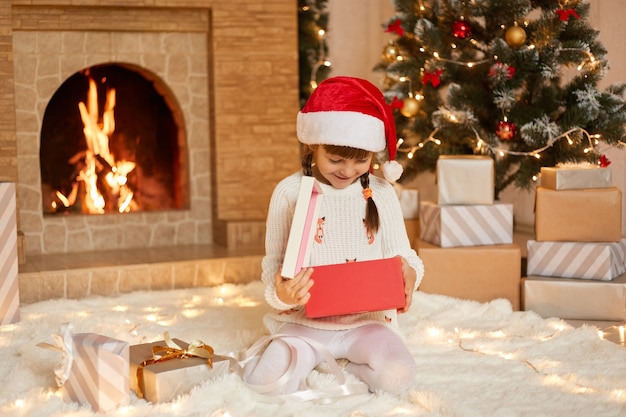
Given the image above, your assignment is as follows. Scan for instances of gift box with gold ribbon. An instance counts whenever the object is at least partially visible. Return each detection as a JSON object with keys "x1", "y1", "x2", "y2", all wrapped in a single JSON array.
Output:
[
  {"x1": 130, "y1": 333, "x2": 233, "y2": 403},
  {"x1": 38, "y1": 323, "x2": 129, "y2": 412}
]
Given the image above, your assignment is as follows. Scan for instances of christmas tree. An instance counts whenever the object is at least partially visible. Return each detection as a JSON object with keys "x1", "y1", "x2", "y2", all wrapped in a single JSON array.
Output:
[
  {"x1": 298, "y1": 0, "x2": 331, "y2": 107},
  {"x1": 374, "y1": 0, "x2": 626, "y2": 198}
]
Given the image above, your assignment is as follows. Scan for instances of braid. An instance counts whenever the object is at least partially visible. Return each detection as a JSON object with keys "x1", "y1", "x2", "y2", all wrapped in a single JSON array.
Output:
[
  {"x1": 302, "y1": 151, "x2": 313, "y2": 176},
  {"x1": 360, "y1": 173, "x2": 380, "y2": 234}
]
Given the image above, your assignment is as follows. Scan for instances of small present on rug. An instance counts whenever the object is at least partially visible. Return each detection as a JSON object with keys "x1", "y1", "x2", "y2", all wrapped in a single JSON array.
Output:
[
  {"x1": 130, "y1": 332, "x2": 234, "y2": 403},
  {"x1": 540, "y1": 162, "x2": 612, "y2": 190},
  {"x1": 436, "y1": 155, "x2": 494, "y2": 205},
  {"x1": 0, "y1": 182, "x2": 20, "y2": 325},
  {"x1": 37, "y1": 323, "x2": 129, "y2": 413}
]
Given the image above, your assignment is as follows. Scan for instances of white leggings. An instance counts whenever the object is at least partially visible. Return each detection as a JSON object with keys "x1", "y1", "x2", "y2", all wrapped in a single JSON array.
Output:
[{"x1": 243, "y1": 323, "x2": 417, "y2": 395}]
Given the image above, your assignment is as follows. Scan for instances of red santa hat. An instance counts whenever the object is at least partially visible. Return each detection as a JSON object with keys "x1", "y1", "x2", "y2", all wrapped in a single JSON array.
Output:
[{"x1": 296, "y1": 76, "x2": 403, "y2": 182}]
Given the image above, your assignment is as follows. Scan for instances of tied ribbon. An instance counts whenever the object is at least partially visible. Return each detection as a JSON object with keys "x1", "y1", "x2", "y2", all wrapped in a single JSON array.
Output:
[
  {"x1": 556, "y1": 8, "x2": 580, "y2": 21},
  {"x1": 422, "y1": 69, "x2": 442, "y2": 87},
  {"x1": 390, "y1": 96, "x2": 404, "y2": 110},
  {"x1": 36, "y1": 322, "x2": 75, "y2": 387},
  {"x1": 385, "y1": 18, "x2": 404, "y2": 37},
  {"x1": 362, "y1": 188, "x2": 373, "y2": 200},
  {"x1": 136, "y1": 332, "x2": 215, "y2": 399}
]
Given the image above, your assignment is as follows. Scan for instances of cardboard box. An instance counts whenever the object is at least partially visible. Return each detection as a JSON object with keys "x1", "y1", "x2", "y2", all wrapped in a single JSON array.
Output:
[
  {"x1": 436, "y1": 155, "x2": 494, "y2": 205},
  {"x1": 415, "y1": 240, "x2": 521, "y2": 310},
  {"x1": 420, "y1": 201, "x2": 513, "y2": 247},
  {"x1": 540, "y1": 166, "x2": 612, "y2": 190},
  {"x1": 39, "y1": 329, "x2": 130, "y2": 413},
  {"x1": 534, "y1": 186, "x2": 622, "y2": 242},
  {"x1": 523, "y1": 275, "x2": 626, "y2": 321},
  {"x1": 306, "y1": 257, "x2": 406, "y2": 318},
  {"x1": 527, "y1": 239, "x2": 626, "y2": 280},
  {"x1": 0, "y1": 182, "x2": 19, "y2": 325},
  {"x1": 130, "y1": 338, "x2": 231, "y2": 403},
  {"x1": 281, "y1": 176, "x2": 324, "y2": 278}
]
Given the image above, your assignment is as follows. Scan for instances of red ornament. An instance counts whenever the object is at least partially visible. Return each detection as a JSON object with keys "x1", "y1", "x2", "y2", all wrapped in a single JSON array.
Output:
[
  {"x1": 385, "y1": 19, "x2": 404, "y2": 37},
  {"x1": 422, "y1": 69, "x2": 443, "y2": 87},
  {"x1": 556, "y1": 8, "x2": 580, "y2": 21},
  {"x1": 390, "y1": 96, "x2": 404, "y2": 109},
  {"x1": 599, "y1": 154, "x2": 611, "y2": 167},
  {"x1": 452, "y1": 20, "x2": 472, "y2": 39},
  {"x1": 496, "y1": 120, "x2": 516, "y2": 141}
]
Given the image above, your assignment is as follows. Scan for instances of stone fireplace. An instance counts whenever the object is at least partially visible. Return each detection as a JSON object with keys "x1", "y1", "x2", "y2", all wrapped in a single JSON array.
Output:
[{"x1": 1, "y1": 1, "x2": 301, "y2": 302}]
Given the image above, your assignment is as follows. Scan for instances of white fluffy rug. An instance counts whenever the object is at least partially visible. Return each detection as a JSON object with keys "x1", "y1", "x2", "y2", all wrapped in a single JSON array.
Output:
[{"x1": 1, "y1": 281, "x2": 625, "y2": 417}]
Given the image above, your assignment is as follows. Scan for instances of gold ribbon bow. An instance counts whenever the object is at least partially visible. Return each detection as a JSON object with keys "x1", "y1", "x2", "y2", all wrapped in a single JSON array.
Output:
[{"x1": 136, "y1": 332, "x2": 214, "y2": 399}]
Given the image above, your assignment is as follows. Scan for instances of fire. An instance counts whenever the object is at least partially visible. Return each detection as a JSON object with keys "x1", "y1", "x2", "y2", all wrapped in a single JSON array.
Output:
[{"x1": 55, "y1": 73, "x2": 137, "y2": 214}]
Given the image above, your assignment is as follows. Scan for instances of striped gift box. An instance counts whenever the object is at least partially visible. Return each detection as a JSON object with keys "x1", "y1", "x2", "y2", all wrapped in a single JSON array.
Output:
[
  {"x1": 419, "y1": 201, "x2": 513, "y2": 247},
  {"x1": 62, "y1": 333, "x2": 129, "y2": 412},
  {"x1": 527, "y1": 239, "x2": 626, "y2": 281},
  {"x1": 0, "y1": 183, "x2": 19, "y2": 325}
]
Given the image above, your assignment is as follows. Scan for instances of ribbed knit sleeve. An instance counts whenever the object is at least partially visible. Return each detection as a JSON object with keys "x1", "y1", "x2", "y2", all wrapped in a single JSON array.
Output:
[{"x1": 261, "y1": 172, "x2": 304, "y2": 310}]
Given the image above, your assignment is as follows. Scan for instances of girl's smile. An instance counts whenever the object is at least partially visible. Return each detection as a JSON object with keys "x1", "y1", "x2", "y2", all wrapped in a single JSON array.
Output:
[{"x1": 312, "y1": 146, "x2": 373, "y2": 189}]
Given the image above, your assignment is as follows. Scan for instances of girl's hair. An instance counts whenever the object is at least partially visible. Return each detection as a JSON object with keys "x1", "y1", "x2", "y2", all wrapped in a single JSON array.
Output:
[{"x1": 302, "y1": 144, "x2": 380, "y2": 234}]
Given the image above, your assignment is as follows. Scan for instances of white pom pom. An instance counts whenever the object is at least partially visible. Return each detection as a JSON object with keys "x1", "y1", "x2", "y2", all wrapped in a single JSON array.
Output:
[{"x1": 382, "y1": 160, "x2": 403, "y2": 183}]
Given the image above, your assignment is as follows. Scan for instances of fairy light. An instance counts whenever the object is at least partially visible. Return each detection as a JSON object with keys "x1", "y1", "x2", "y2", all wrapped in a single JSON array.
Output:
[{"x1": 309, "y1": 28, "x2": 332, "y2": 90}]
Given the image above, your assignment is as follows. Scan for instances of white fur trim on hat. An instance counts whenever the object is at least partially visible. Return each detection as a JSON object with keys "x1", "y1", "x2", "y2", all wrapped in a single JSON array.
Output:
[{"x1": 297, "y1": 110, "x2": 386, "y2": 152}]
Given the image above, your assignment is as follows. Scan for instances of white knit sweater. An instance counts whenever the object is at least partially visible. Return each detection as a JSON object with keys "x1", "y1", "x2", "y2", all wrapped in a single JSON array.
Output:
[{"x1": 261, "y1": 171, "x2": 425, "y2": 333}]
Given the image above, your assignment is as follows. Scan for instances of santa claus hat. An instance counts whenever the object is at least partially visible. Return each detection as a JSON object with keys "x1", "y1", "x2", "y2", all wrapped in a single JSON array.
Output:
[{"x1": 296, "y1": 76, "x2": 403, "y2": 182}]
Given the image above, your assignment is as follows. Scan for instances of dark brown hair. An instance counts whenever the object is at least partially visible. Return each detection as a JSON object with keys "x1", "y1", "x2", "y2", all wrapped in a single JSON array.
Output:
[{"x1": 302, "y1": 145, "x2": 380, "y2": 234}]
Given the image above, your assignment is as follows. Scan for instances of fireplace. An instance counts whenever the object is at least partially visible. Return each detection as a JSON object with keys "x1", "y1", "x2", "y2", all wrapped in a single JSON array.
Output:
[
  {"x1": 41, "y1": 63, "x2": 186, "y2": 215},
  {"x1": 3, "y1": 2, "x2": 299, "y2": 272}
]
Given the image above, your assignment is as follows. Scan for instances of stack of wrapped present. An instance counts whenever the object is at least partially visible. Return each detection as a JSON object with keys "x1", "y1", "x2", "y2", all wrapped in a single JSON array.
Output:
[
  {"x1": 416, "y1": 155, "x2": 521, "y2": 309},
  {"x1": 523, "y1": 164, "x2": 626, "y2": 321},
  {"x1": 1, "y1": 182, "x2": 20, "y2": 326}
]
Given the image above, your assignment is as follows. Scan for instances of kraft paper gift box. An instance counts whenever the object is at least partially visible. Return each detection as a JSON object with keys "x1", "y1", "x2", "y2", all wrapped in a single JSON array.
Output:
[
  {"x1": 534, "y1": 186, "x2": 622, "y2": 242},
  {"x1": 526, "y1": 239, "x2": 626, "y2": 280},
  {"x1": 130, "y1": 337, "x2": 231, "y2": 403},
  {"x1": 415, "y1": 239, "x2": 521, "y2": 310},
  {"x1": 0, "y1": 182, "x2": 19, "y2": 325},
  {"x1": 419, "y1": 201, "x2": 513, "y2": 247},
  {"x1": 305, "y1": 257, "x2": 406, "y2": 318},
  {"x1": 540, "y1": 165, "x2": 612, "y2": 190},
  {"x1": 38, "y1": 324, "x2": 129, "y2": 413},
  {"x1": 522, "y1": 275, "x2": 626, "y2": 321},
  {"x1": 436, "y1": 155, "x2": 494, "y2": 205}
]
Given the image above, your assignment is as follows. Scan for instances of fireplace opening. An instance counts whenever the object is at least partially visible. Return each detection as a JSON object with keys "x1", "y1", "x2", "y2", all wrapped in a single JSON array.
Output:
[{"x1": 40, "y1": 63, "x2": 188, "y2": 215}]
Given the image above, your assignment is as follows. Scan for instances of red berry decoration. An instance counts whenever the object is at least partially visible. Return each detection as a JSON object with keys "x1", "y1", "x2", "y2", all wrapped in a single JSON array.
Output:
[
  {"x1": 496, "y1": 120, "x2": 516, "y2": 141},
  {"x1": 452, "y1": 20, "x2": 472, "y2": 39}
]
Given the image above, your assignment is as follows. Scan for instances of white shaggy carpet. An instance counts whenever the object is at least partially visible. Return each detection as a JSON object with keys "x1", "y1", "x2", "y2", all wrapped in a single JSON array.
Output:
[{"x1": 1, "y1": 281, "x2": 625, "y2": 417}]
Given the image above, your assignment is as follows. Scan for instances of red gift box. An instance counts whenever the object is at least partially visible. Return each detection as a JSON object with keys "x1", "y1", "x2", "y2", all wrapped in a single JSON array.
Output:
[{"x1": 305, "y1": 257, "x2": 406, "y2": 318}]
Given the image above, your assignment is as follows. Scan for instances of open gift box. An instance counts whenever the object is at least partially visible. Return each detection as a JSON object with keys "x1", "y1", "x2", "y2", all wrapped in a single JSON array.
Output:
[{"x1": 282, "y1": 176, "x2": 406, "y2": 318}]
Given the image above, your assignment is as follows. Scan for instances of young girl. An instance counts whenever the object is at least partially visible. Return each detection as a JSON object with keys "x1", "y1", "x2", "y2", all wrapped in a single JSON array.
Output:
[{"x1": 244, "y1": 76, "x2": 425, "y2": 395}]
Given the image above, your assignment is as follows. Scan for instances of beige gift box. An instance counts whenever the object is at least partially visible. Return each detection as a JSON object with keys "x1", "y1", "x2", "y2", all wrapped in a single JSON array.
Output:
[
  {"x1": 0, "y1": 182, "x2": 19, "y2": 325},
  {"x1": 540, "y1": 166, "x2": 612, "y2": 190},
  {"x1": 415, "y1": 239, "x2": 521, "y2": 310},
  {"x1": 523, "y1": 275, "x2": 626, "y2": 321},
  {"x1": 534, "y1": 186, "x2": 622, "y2": 242},
  {"x1": 130, "y1": 338, "x2": 232, "y2": 403},
  {"x1": 420, "y1": 201, "x2": 513, "y2": 247},
  {"x1": 526, "y1": 239, "x2": 626, "y2": 281},
  {"x1": 436, "y1": 155, "x2": 494, "y2": 205}
]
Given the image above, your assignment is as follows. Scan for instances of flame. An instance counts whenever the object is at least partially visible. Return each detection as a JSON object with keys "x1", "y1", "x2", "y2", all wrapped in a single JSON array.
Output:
[{"x1": 56, "y1": 73, "x2": 137, "y2": 213}]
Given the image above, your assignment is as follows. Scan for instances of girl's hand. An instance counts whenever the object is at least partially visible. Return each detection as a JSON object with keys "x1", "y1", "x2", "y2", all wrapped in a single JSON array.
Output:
[
  {"x1": 397, "y1": 256, "x2": 416, "y2": 314},
  {"x1": 275, "y1": 267, "x2": 314, "y2": 305}
]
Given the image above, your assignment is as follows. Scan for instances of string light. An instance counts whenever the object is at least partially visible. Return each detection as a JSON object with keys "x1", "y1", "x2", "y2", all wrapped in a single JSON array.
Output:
[{"x1": 310, "y1": 29, "x2": 331, "y2": 90}]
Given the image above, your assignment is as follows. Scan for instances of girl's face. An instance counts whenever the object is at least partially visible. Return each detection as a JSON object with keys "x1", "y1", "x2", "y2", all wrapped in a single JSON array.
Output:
[{"x1": 312, "y1": 145, "x2": 373, "y2": 189}]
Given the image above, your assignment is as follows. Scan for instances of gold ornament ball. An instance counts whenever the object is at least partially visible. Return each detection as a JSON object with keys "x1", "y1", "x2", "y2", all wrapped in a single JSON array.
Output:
[
  {"x1": 382, "y1": 42, "x2": 399, "y2": 61},
  {"x1": 400, "y1": 97, "x2": 420, "y2": 117},
  {"x1": 505, "y1": 25, "x2": 527, "y2": 48}
]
